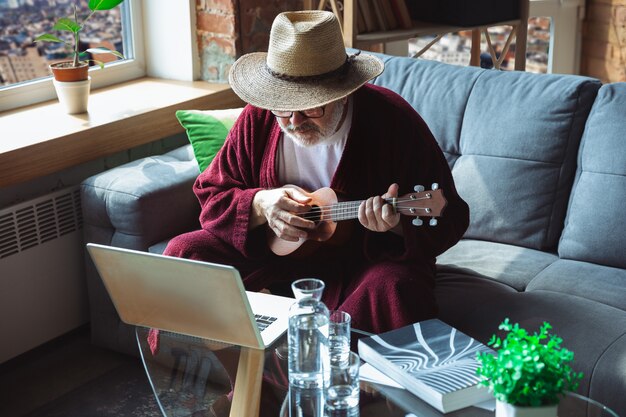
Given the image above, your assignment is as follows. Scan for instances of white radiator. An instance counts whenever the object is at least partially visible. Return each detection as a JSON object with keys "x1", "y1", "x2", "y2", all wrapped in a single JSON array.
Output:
[{"x1": 0, "y1": 186, "x2": 89, "y2": 364}]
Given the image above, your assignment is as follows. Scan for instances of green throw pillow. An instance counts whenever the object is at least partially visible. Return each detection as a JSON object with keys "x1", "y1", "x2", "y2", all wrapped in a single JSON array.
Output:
[{"x1": 175, "y1": 108, "x2": 244, "y2": 172}]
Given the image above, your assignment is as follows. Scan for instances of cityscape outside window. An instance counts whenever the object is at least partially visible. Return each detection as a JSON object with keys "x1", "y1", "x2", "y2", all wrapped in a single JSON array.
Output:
[
  {"x1": 0, "y1": 0, "x2": 125, "y2": 88},
  {"x1": 409, "y1": 17, "x2": 551, "y2": 73}
]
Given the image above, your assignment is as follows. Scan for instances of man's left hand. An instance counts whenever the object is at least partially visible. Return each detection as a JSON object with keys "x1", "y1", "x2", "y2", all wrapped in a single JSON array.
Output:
[{"x1": 358, "y1": 183, "x2": 402, "y2": 234}]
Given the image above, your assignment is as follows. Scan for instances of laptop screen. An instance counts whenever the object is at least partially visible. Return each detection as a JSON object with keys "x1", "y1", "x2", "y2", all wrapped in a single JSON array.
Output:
[{"x1": 87, "y1": 243, "x2": 265, "y2": 349}]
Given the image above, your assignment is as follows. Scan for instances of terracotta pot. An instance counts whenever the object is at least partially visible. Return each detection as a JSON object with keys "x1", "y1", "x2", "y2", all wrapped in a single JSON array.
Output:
[
  {"x1": 50, "y1": 61, "x2": 89, "y2": 82},
  {"x1": 496, "y1": 400, "x2": 558, "y2": 417}
]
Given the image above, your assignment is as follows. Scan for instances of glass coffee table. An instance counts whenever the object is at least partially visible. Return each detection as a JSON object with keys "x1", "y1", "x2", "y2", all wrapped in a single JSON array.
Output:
[{"x1": 136, "y1": 327, "x2": 619, "y2": 417}]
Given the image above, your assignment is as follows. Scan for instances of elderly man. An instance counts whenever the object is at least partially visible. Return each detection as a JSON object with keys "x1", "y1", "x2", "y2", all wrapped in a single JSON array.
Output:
[{"x1": 165, "y1": 10, "x2": 469, "y2": 334}]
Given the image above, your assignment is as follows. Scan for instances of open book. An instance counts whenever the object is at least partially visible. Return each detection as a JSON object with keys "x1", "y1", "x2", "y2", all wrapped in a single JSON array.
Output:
[{"x1": 358, "y1": 319, "x2": 494, "y2": 413}]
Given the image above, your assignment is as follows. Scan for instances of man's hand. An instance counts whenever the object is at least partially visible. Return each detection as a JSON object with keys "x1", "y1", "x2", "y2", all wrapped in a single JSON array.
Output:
[
  {"x1": 250, "y1": 186, "x2": 316, "y2": 241},
  {"x1": 358, "y1": 183, "x2": 402, "y2": 234}
]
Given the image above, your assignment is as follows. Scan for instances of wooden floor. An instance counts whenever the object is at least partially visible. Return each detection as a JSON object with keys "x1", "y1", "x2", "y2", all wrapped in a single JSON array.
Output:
[{"x1": 0, "y1": 326, "x2": 162, "y2": 417}]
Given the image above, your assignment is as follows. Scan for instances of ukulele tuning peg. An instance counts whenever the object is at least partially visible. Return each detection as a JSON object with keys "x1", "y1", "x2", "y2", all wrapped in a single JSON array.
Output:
[
  {"x1": 412, "y1": 218, "x2": 424, "y2": 226},
  {"x1": 414, "y1": 185, "x2": 425, "y2": 192},
  {"x1": 431, "y1": 183, "x2": 439, "y2": 190},
  {"x1": 429, "y1": 218, "x2": 438, "y2": 226}
]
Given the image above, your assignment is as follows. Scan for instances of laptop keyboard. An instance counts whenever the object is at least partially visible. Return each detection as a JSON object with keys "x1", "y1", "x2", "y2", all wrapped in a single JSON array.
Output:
[{"x1": 254, "y1": 314, "x2": 277, "y2": 332}]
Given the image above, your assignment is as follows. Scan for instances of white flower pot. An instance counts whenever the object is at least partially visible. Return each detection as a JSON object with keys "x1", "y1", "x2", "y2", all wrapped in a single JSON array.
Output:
[
  {"x1": 496, "y1": 400, "x2": 558, "y2": 417},
  {"x1": 53, "y1": 77, "x2": 91, "y2": 114}
]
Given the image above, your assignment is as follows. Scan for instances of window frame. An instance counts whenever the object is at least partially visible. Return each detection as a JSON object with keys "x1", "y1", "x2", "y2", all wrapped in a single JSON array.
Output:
[
  {"x1": 0, "y1": 0, "x2": 146, "y2": 113},
  {"x1": 529, "y1": 0, "x2": 585, "y2": 75}
]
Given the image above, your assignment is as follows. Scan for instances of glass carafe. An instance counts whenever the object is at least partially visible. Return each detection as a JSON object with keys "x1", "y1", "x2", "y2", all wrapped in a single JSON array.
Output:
[{"x1": 288, "y1": 278, "x2": 330, "y2": 389}]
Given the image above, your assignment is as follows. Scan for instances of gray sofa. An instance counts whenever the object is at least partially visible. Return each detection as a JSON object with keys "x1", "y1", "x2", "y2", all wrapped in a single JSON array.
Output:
[{"x1": 81, "y1": 52, "x2": 626, "y2": 415}]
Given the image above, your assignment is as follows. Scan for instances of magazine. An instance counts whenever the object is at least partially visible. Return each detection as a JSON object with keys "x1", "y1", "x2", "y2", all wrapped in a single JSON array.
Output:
[{"x1": 358, "y1": 319, "x2": 494, "y2": 413}]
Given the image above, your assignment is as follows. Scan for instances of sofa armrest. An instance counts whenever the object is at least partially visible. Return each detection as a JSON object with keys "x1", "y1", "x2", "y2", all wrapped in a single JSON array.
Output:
[
  {"x1": 80, "y1": 144, "x2": 201, "y2": 354},
  {"x1": 81, "y1": 144, "x2": 201, "y2": 250}
]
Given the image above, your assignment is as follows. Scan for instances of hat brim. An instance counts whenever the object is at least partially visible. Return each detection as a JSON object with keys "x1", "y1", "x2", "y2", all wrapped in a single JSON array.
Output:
[{"x1": 228, "y1": 51, "x2": 384, "y2": 112}]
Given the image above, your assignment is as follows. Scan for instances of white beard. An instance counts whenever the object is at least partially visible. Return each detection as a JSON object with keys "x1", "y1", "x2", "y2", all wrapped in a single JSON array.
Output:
[{"x1": 280, "y1": 101, "x2": 346, "y2": 147}]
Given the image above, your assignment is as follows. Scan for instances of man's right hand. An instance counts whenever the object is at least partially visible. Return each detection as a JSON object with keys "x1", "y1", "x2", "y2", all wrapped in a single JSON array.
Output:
[{"x1": 249, "y1": 186, "x2": 316, "y2": 242}]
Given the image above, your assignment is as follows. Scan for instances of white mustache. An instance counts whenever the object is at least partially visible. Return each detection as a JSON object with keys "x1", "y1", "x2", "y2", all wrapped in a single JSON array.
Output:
[{"x1": 285, "y1": 123, "x2": 321, "y2": 133}]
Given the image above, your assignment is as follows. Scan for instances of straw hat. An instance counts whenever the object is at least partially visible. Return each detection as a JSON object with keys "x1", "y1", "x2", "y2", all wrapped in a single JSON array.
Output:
[{"x1": 228, "y1": 10, "x2": 384, "y2": 112}]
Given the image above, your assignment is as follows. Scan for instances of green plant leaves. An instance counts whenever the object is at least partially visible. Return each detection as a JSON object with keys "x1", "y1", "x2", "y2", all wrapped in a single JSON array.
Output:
[
  {"x1": 88, "y1": 0, "x2": 125, "y2": 10},
  {"x1": 34, "y1": 34, "x2": 64, "y2": 43},
  {"x1": 53, "y1": 18, "x2": 81, "y2": 33},
  {"x1": 86, "y1": 47, "x2": 124, "y2": 59},
  {"x1": 85, "y1": 47, "x2": 124, "y2": 68},
  {"x1": 476, "y1": 319, "x2": 583, "y2": 407}
]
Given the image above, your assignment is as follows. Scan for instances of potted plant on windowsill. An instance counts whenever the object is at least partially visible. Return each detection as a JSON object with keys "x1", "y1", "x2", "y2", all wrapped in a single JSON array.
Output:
[
  {"x1": 34, "y1": 0, "x2": 125, "y2": 113},
  {"x1": 476, "y1": 319, "x2": 583, "y2": 417}
]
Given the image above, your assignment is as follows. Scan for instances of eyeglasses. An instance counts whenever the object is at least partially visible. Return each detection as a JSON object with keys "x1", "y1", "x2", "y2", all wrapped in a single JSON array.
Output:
[{"x1": 271, "y1": 106, "x2": 326, "y2": 119}]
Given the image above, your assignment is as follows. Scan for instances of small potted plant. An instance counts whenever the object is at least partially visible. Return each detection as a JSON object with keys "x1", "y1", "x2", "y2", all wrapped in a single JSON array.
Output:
[
  {"x1": 34, "y1": 0, "x2": 125, "y2": 113},
  {"x1": 476, "y1": 318, "x2": 583, "y2": 417}
]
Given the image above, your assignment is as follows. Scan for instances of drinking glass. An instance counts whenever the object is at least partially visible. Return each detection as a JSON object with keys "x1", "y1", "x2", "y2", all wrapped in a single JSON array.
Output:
[
  {"x1": 326, "y1": 351, "x2": 360, "y2": 411},
  {"x1": 286, "y1": 386, "x2": 325, "y2": 417},
  {"x1": 329, "y1": 310, "x2": 351, "y2": 366}
]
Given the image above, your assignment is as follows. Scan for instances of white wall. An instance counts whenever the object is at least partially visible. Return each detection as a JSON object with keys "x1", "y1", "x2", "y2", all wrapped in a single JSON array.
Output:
[{"x1": 142, "y1": 0, "x2": 200, "y2": 80}]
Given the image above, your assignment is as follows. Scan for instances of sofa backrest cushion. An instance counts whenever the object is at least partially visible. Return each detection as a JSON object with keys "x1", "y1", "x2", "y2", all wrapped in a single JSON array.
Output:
[
  {"x1": 370, "y1": 55, "x2": 482, "y2": 167},
  {"x1": 370, "y1": 54, "x2": 600, "y2": 250},
  {"x1": 559, "y1": 83, "x2": 626, "y2": 269}
]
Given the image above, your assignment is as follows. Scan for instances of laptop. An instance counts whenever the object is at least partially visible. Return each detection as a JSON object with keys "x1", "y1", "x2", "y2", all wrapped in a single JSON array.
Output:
[{"x1": 86, "y1": 243, "x2": 294, "y2": 350}]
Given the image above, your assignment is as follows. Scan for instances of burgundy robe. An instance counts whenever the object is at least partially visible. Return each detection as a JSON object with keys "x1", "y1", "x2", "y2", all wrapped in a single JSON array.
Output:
[{"x1": 165, "y1": 83, "x2": 469, "y2": 333}]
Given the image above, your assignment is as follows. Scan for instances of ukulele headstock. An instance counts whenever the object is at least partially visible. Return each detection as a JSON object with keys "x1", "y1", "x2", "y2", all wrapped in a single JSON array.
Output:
[{"x1": 393, "y1": 183, "x2": 447, "y2": 227}]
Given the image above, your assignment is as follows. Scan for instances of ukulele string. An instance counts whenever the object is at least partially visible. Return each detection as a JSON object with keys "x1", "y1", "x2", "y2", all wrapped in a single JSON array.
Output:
[
  {"x1": 297, "y1": 207, "x2": 434, "y2": 220},
  {"x1": 297, "y1": 196, "x2": 432, "y2": 212},
  {"x1": 297, "y1": 198, "x2": 435, "y2": 220}
]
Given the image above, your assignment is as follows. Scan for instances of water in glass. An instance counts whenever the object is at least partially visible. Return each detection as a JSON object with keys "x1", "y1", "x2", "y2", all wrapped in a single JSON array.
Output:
[
  {"x1": 288, "y1": 278, "x2": 330, "y2": 389},
  {"x1": 326, "y1": 351, "x2": 360, "y2": 411},
  {"x1": 329, "y1": 310, "x2": 351, "y2": 367}
]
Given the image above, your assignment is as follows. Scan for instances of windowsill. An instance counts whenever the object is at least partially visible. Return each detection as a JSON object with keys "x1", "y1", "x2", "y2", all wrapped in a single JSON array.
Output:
[{"x1": 0, "y1": 77, "x2": 245, "y2": 188}]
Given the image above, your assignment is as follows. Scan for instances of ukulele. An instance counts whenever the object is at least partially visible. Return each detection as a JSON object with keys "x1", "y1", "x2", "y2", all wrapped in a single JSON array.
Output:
[{"x1": 268, "y1": 184, "x2": 447, "y2": 256}]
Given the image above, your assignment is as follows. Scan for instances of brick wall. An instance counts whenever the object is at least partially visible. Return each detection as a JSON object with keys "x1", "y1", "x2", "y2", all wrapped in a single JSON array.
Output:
[
  {"x1": 581, "y1": 0, "x2": 626, "y2": 82},
  {"x1": 196, "y1": 0, "x2": 303, "y2": 82}
]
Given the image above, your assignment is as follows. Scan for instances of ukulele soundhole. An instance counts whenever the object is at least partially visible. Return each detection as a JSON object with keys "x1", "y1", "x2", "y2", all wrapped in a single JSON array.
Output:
[{"x1": 308, "y1": 205, "x2": 323, "y2": 223}]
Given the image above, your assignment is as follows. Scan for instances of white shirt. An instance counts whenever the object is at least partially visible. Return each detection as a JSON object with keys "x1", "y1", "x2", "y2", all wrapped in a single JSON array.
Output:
[{"x1": 277, "y1": 99, "x2": 353, "y2": 191}]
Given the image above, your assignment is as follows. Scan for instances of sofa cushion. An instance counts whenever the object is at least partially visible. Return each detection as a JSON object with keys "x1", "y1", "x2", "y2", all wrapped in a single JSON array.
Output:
[
  {"x1": 372, "y1": 56, "x2": 601, "y2": 251},
  {"x1": 149, "y1": 240, "x2": 169, "y2": 254},
  {"x1": 527, "y1": 259, "x2": 626, "y2": 311},
  {"x1": 164, "y1": 143, "x2": 195, "y2": 161},
  {"x1": 589, "y1": 333, "x2": 626, "y2": 415},
  {"x1": 559, "y1": 83, "x2": 626, "y2": 269},
  {"x1": 81, "y1": 149, "x2": 200, "y2": 250},
  {"x1": 436, "y1": 239, "x2": 558, "y2": 291},
  {"x1": 371, "y1": 56, "x2": 482, "y2": 167},
  {"x1": 176, "y1": 107, "x2": 244, "y2": 172},
  {"x1": 457, "y1": 71, "x2": 600, "y2": 250}
]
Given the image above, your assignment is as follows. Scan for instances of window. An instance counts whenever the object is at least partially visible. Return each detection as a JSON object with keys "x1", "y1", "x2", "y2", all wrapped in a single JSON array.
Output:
[
  {"x1": 0, "y1": 0, "x2": 144, "y2": 112},
  {"x1": 409, "y1": 17, "x2": 551, "y2": 74},
  {"x1": 406, "y1": 0, "x2": 585, "y2": 75}
]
